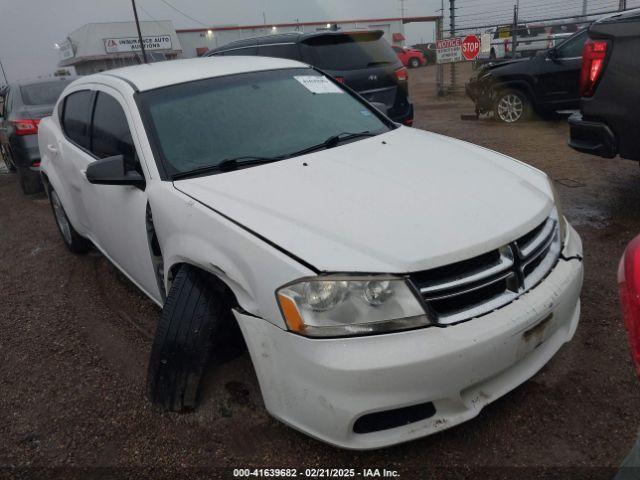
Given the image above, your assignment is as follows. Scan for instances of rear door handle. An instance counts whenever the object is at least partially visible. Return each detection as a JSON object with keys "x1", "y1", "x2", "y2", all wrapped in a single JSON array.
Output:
[{"x1": 47, "y1": 144, "x2": 58, "y2": 153}]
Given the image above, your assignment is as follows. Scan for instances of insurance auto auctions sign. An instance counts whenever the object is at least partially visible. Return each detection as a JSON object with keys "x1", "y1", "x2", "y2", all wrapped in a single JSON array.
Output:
[
  {"x1": 436, "y1": 35, "x2": 481, "y2": 64},
  {"x1": 104, "y1": 36, "x2": 172, "y2": 54}
]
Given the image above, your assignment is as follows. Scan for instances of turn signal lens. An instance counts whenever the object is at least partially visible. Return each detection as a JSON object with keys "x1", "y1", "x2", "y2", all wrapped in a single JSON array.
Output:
[
  {"x1": 277, "y1": 276, "x2": 430, "y2": 338},
  {"x1": 11, "y1": 119, "x2": 40, "y2": 136},
  {"x1": 395, "y1": 67, "x2": 408, "y2": 82},
  {"x1": 619, "y1": 235, "x2": 640, "y2": 375}
]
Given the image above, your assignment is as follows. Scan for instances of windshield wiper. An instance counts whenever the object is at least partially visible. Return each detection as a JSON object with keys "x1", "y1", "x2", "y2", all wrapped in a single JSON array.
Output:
[
  {"x1": 172, "y1": 155, "x2": 284, "y2": 180},
  {"x1": 172, "y1": 132, "x2": 376, "y2": 180},
  {"x1": 286, "y1": 131, "x2": 376, "y2": 158}
]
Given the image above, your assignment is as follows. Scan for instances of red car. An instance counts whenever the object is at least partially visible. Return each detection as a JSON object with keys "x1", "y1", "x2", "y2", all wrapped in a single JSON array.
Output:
[{"x1": 392, "y1": 45, "x2": 427, "y2": 68}]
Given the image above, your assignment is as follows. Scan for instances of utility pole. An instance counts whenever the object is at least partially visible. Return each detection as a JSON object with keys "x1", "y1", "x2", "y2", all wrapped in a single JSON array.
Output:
[
  {"x1": 436, "y1": 0, "x2": 444, "y2": 96},
  {"x1": 449, "y1": 0, "x2": 456, "y2": 92},
  {"x1": 0, "y1": 57, "x2": 7, "y2": 84},
  {"x1": 511, "y1": 4, "x2": 518, "y2": 59},
  {"x1": 582, "y1": 0, "x2": 588, "y2": 16},
  {"x1": 619, "y1": 0, "x2": 627, "y2": 10},
  {"x1": 131, "y1": 0, "x2": 148, "y2": 64}
]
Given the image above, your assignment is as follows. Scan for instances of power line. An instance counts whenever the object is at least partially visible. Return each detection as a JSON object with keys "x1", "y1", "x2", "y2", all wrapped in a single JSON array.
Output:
[
  {"x1": 156, "y1": 0, "x2": 210, "y2": 27},
  {"x1": 137, "y1": 1, "x2": 174, "y2": 33}
]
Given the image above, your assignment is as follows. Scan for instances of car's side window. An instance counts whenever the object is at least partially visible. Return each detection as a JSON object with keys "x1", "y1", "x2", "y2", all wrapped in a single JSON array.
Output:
[
  {"x1": 61, "y1": 90, "x2": 93, "y2": 150},
  {"x1": 257, "y1": 44, "x2": 301, "y2": 61},
  {"x1": 556, "y1": 30, "x2": 588, "y2": 59},
  {"x1": 90, "y1": 92, "x2": 137, "y2": 168}
]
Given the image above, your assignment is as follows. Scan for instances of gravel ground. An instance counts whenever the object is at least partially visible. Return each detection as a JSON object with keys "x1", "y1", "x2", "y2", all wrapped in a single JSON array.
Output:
[{"x1": 1, "y1": 65, "x2": 639, "y2": 480}]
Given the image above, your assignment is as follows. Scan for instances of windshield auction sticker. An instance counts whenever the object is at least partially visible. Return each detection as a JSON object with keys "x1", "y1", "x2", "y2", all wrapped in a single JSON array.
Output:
[{"x1": 294, "y1": 76, "x2": 344, "y2": 94}]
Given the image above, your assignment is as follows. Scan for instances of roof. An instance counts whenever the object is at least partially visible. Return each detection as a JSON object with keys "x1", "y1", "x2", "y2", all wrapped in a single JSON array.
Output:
[
  {"x1": 207, "y1": 29, "x2": 385, "y2": 54},
  {"x1": 597, "y1": 7, "x2": 640, "y2": 24},
  {"x1": 176, "y1": 16, "x2": 440, "y2": 34},
  {"x1": 89, "y1": 56, "x2": 307, "y2": 92}
]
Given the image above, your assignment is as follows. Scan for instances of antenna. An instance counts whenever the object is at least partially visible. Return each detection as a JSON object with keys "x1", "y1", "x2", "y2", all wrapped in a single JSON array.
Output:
[{"x1": 131, "y1": 0, "x2": 148, "y2": 64}]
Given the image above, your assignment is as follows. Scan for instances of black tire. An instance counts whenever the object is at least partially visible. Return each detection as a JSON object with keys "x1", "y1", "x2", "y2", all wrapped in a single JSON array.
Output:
[
  {"x1": 147, "y1": 265, "x2": 237, "y2": 412},
  {"x1": 494, "y1": 88, "x2": 531, "y2": 123},
  {"x1": 1, "y1": 144, "x2": 16, "y2": 172},
  {"x1": 17, "y1": 167, "x2": 43, "y2": 195},
  {"x1": 48, "y1": 187, "x2": 91, "y2": 254},
  {"x1": 409, "y1": 57, "x2": 421, "y2": 68}
]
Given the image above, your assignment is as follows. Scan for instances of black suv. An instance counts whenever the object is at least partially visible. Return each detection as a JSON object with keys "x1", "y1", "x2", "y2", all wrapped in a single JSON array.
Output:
[
  {"x1": 569, "y1": 10, "x2": 640, "y2": 161},
  {"x1": 206, "y1": 30, "x2": 414, "y2": 125},
  {"x1": 466, "y1": 28, "x2": 589, "y2": 123}
]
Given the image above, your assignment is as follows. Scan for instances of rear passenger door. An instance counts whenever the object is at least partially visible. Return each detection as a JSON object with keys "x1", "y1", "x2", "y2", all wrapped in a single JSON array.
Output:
[
  {"x1": 58, "y1": 89, "x2": 95, "y2": 232},
  {"x1": 81, "y1": 87, "x2": 161, "y2": 301}
]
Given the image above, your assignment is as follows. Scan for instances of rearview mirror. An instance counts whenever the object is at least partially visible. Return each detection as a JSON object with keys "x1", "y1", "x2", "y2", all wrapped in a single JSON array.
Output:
[{"x1": 86, "y1": 154, "x2": 145, "y2": 188}]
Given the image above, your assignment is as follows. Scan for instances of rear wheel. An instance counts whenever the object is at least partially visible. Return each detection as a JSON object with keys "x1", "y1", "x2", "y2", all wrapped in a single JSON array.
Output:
[
  {"x1": 17, "y1": 167, "x2": 43, "y2": 195},
  {"x1": 1, "y1": 144, "x2": 16, "y2": 172},
  {"x1": 494, "y1": 89, "x2": 531, "y2": 123},
  {"x1": 49, "y1": 188, "x2": 91, "y2": 254},
  {"x1": 409, "y1": 57, "x2": 421, "y2": 68}
]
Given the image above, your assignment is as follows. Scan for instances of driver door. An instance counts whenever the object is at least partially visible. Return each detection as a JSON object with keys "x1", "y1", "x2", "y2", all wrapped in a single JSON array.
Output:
[{"x1": 81, "y1": 87, "x2": 162, "y2": 303}]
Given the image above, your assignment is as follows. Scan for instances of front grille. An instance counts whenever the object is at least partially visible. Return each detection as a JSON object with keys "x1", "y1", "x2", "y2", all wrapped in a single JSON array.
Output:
[{"x1": 409, "y1": 216, "x2": 561, "y2": 326}]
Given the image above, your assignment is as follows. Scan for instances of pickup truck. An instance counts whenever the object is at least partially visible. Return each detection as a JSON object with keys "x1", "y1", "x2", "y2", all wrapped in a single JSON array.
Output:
[{"x1": 569, "y1": 9, "x2": 640, "y2": 161}]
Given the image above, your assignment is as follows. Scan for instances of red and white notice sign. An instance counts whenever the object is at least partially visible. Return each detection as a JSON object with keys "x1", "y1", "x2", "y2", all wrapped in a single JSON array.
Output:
[{"x1": 437, "y1": 35, "x2": 481, "y2": 64}]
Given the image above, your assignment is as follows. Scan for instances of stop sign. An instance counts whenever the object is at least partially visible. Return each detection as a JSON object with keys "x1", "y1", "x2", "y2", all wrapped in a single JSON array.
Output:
[{"x1": 461, "y1": 35, "x2": 481, "y2": 61}]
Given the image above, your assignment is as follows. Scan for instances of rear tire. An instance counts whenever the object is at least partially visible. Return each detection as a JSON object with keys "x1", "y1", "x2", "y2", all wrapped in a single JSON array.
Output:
[
  {"x1": 409, "y1": 57, "x2": 421, "y2": 68},
  {"x1": 147, "y1": 265, "x2": 238, "y2": 412},
  {"x1": 494, "y1": 89, "x2": 531, "y2": 123},
  {"x1": 49, "y1": 188, "x2": 91, "y2": 254},
  {"x1": 17, "y1": 167, "x2": 43, "y2": 195},
  {"x1": 1, "y1": 145, "x2": 16, "y2": 172}
]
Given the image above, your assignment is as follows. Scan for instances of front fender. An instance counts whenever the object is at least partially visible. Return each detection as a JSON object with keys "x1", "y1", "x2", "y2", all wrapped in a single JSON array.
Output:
[{"x1": 148, "y1": 183, "x2": 315, "y2": 329}]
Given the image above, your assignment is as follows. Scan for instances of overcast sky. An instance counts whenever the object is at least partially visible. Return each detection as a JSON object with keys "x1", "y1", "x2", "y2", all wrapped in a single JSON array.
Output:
[{"x1": 0, "y1": 0, "x2": 629, "y2": 82}]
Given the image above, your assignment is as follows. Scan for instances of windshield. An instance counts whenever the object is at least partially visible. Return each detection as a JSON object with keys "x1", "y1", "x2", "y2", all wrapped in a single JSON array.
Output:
[
  {"x1": 306, "y1": 33, "x2": 399, "y2": 71},
  {"x1": 20, "y1": 80, "x2": 70, "y2": 106},
  {"x1": 139, "y1": 68, "x2": 391, "y2": 178}
]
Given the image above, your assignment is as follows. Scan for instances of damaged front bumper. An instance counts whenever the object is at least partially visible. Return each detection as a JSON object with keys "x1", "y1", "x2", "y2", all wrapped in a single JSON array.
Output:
[{"x1": 235, "y1": 224, "x2": 584, "y2": 450}]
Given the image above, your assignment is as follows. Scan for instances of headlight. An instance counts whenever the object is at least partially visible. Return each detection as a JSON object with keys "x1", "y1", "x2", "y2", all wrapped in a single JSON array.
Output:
[
  {"x1": 276, "y1": 275, "x2": 431, "y2": 338},
  {"x1": 548, "y1": 177, "x2": 567, "y2": 245}
]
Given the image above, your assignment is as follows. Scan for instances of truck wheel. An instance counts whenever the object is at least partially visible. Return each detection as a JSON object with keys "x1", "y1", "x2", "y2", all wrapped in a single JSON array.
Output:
[
  {"x1": 494, "y1": 89, "x2": 531, "y2": 123},
  {"x1": 147, "y1": 265, "x2": 236, "y2": 412},
  {"x1": 49, "y1": 188, "x2": 91, "y2": 254},
  {"x1": 409, "y1": 57, "x2": 421, "y2": 68}
]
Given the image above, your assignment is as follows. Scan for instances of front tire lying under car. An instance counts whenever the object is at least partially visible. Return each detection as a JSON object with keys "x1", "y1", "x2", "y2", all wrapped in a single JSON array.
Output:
[{"x1": 147, "y1": 264, "x2": 243, "y2": 412}]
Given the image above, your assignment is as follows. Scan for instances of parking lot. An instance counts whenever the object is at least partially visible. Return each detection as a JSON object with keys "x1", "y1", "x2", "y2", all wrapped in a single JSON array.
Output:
[{"x1": 1, "y1": 63, "x2": 639, "y2": 478}]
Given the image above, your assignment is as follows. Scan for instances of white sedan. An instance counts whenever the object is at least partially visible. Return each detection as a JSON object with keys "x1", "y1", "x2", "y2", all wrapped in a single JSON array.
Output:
[{"x1": 38, "y1": 56, "x2": 583, "y2": 450}]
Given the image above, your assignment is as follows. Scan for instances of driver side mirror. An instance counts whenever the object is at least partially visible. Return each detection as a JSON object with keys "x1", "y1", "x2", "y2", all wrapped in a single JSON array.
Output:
[
  {"x1": 86, "y1": 154, "x2": 145, "y2": 189},
  {"x1": 547, "y1": 48, "x2": 558, "y2": 60}
]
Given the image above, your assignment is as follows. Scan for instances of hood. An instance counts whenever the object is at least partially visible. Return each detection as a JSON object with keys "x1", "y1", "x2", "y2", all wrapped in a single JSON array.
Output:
[{"x1": 174, "y1": 128, "x2": 553, "y2": 273}]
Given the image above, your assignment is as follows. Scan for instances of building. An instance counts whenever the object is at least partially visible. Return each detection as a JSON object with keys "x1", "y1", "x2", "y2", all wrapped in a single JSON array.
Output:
[
  {"x1": 57, "y1": 21, "x2": 182, "y2": 75},
  {"x1": 177, "y1": 17, "x2": 438, "y2": 58}
]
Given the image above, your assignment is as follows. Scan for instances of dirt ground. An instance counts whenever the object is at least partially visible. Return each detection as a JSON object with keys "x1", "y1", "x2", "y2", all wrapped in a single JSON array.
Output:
[{"x1": 2, "y1": 64, "x2": 640, "y2": 480}]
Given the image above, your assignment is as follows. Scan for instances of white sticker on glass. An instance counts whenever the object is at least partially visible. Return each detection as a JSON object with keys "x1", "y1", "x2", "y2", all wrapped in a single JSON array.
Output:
[{"x1": 294, "y1": 76, "x2": 344, "y2": 94}]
